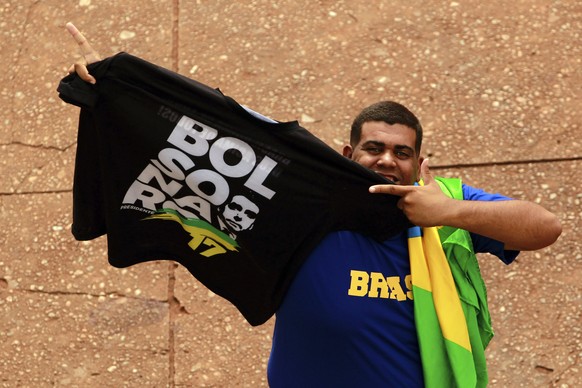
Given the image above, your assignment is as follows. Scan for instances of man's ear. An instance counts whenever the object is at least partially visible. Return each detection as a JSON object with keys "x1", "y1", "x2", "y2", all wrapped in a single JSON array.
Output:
[{"x1": 342, "y1": 145, "x2": 353, "y2": 159}]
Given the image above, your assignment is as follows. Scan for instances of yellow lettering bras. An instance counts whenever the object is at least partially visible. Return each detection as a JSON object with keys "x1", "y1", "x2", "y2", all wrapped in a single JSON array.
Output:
[{"x1": 347, "y1": 270, "x2": 413, "y2": 301}]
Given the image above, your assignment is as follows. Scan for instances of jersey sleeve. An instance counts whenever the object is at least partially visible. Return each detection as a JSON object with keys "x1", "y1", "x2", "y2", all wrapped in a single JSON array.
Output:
[{"x1": 461, "y1": 184, "x2": 519, "y2": 264}]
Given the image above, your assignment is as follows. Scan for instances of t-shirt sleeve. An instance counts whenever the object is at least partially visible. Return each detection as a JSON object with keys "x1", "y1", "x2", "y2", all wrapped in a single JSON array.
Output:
[
  {"x1": 57, "y1": 72, "x2": 99, "y2": 110},
  {"x1": 462, "y1": 184, "x2": 519, "y2": 264}
]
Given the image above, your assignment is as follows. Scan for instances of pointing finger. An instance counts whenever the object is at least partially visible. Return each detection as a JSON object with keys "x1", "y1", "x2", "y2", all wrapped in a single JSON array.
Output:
[
  {"x1": 66, "y1": 22, "x2": 101, "y2": 64},
  {"x1": 369, "y1": 184, "x2": 416, "y2": 197}
]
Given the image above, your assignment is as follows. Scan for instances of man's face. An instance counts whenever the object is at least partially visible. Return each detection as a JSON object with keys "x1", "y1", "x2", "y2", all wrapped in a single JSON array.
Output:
[
  {"x1": 343, "y1": 121, "x2": 422, "y2": 185},
  {"x1": 223, "y1": 195, "x2": 259, "y2": 232}
]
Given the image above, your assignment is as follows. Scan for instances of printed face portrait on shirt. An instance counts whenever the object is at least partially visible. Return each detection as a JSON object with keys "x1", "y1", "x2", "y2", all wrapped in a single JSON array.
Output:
[{"x1": 222, "y1": 195, "x2": 259, "y2": 232}]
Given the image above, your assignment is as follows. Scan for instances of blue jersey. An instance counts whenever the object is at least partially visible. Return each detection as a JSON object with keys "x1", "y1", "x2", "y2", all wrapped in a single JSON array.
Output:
[{"x1": 268, "y1": 184, "x2": 518, "y2": 387}]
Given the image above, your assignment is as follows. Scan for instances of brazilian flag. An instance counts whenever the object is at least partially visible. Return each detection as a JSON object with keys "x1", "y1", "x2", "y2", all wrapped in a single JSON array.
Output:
[{"x1": 409, "y1": 176, "x2": 492, "y2": 388}]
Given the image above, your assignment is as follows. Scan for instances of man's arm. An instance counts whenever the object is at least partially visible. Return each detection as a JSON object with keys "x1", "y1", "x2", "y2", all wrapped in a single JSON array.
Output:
[
  {"x1": 431, "y1": 198, "x2": 561, "y2": 251},
  {"x1": 370, "y1": 159, "x2": 562, "y2": 251}
]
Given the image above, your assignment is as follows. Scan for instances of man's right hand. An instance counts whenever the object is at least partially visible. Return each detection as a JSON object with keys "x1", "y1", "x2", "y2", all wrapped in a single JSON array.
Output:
[{"x1": 66, "y1": 22, "x2": 101, "y2": 84}]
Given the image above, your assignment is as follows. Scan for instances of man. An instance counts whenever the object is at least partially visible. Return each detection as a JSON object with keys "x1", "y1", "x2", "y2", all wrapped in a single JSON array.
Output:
[
  {"x1": 266, "y1": 100, "x2": 561, "y2": 386},
  {"x1": 221, "y1": 194, "x2": 259, "y2": 236},
  {"x1": 65, "y1": 23, "x2": 561, "y2": 387}
]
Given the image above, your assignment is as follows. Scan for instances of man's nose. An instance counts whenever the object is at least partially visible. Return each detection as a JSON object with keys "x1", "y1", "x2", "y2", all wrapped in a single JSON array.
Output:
[{"x1": 376, "y1": 152, "x2": 396, "y2": 166}]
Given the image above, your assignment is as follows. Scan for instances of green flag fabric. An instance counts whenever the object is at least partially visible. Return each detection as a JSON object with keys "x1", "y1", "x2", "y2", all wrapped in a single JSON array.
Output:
[{"x1": 410, "y1": 177, "x2": 492, "y2": 388}]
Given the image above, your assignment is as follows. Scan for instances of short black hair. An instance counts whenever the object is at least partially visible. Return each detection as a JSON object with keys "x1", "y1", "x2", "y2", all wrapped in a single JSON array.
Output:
[{"x1": 350, "y1": 101, "x2": 423, "y2": 154}]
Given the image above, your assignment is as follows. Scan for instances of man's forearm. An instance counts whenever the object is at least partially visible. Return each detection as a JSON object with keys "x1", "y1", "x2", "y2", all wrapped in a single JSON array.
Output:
[{"x1": 444, "y1": 199, "x2": 562, "y2": 251}]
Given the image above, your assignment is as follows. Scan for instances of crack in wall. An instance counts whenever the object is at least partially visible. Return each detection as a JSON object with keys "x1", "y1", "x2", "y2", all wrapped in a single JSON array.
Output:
[
  {"x1": 0, "y1": 189, "x2": 72, "y2": 196},
  {"x1": 168, "y1": 1, "x2": 181, "y2": 386},
  {"x1": 0, "y1": 140, "x2": 76, "y2": 152},
  {"x1": 3, "y1": 278, "x2": 192, "y2": 308},
  {"x1": 7, "y1": 0, "x2": 41, "y2": 139},
  {"x1": 2, "y1": 156, "x2": 579, "y2": 197},
  {"x1": 1, "y1": 279, "x2": 190, "y2": 316},
  {"x1": 12, "y1": 287, "x2": 163, "y2": 301},
  {"x1": 431, "y1": 155, "x2": 582, "y2": 170},
  {"x1": 550, "y1": 348, "x2": 580, "y2": 386},
  {"x1": 0, "y1": 140, "x2": 76, "y2": 196}
]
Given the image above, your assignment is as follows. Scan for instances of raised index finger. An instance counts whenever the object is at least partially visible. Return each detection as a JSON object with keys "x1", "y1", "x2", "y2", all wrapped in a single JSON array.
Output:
[{"x1": 66, "y1": 22, "x2": 101, "y2": 64}]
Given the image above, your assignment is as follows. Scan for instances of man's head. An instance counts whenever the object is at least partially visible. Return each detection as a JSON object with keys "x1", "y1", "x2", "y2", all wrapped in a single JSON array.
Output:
[
  {"x1": 222, "y1": 195, "x2": 259, "y2": 232},
  {"x1": 343, "y1": 101, "x2": 424, "y2": 185}
]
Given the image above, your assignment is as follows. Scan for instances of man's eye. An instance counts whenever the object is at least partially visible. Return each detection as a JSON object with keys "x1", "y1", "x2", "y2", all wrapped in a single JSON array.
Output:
[
  {"x1": 363, "y1": 147, "x2": 381, "y2": 154},
  {"x1": 396, "y1": 151, "x2": 411, "y2": 158},
  {"x1": 228, "y1": 203, "x2": 242, "y2": 211}
]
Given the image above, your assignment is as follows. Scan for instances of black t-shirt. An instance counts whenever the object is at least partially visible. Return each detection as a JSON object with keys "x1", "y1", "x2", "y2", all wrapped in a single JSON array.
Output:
[{"x1": 58, "y1": 52, "x2": 409, "y2": 325}]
